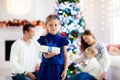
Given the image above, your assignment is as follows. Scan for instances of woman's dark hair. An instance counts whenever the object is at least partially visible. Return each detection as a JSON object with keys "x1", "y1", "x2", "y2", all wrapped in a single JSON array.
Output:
[
  {"x1": 80, "y1": 29, "x2": 96, "y2": 52},
  {"x1": 23, "y1": 23, "x2": 34, "y2": 34}
]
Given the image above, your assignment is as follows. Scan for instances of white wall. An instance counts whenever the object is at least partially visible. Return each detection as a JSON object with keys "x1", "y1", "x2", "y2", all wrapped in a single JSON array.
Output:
[
  {"x1": 82, "y1": 0, "x2": 112, "y2": 43},
  {"x1": 0, "y1": 0, "x2": 55, "y2": 21},
  {"x1": 0, "y1": 27, "x2": 22, "y2": 69}
]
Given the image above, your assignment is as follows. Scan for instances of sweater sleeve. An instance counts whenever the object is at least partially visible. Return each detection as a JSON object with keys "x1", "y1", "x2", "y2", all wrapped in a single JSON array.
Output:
[
  {"x1": 101, "y1": 47, "x2": 111, "y2": 72},
  {"x1": 32, "y1": 39, "x2": 42, "y2": 63},
  {"x1": 80, "y1": 58, "x2": 103, "y2": 79},
  {"x1": 10, "y1": 41, "x2": 25, "y2": 73},
  {"x1": 37, "y1": 36, "x2": 46, "y2": 45},
  {"x1": 96, "y1": 42, "x2": 111, "y2": 72}
]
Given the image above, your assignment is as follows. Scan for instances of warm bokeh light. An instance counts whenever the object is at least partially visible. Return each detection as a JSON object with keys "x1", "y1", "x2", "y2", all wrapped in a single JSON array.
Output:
[{"x1": 7, "y1": 0, "x2": 32, "y2": 15}]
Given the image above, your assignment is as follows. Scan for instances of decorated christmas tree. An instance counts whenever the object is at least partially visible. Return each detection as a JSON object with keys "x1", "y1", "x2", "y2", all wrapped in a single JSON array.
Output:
[
  {"x1": 54, "y1": 0, "x2": 85, "y2": 53},
  {"x1": 54, "y1": 0, "x2": 85, "y2": 76}
]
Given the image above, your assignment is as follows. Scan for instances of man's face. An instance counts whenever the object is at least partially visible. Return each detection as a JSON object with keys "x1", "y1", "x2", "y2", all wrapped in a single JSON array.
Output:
[{"x1": 26, "y1": 27, "x2": 35, "y2": 39}]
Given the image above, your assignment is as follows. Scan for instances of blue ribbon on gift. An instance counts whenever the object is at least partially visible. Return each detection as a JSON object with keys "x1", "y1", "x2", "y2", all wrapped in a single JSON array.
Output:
[{"x1": 48, "y1": 46, "x2": 52, "y2": 53}]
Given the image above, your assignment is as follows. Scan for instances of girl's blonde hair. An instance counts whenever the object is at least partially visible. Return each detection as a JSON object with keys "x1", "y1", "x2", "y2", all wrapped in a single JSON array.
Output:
[
  {"x1": 85, "y1": 47, "x2": 98, "y2": 56},
  {"x1": 45, "y1": 14, "x2": 59, "y2": 25},
  {"x1": 42, "y1": 14, "x2": 60, "y2": 36}
]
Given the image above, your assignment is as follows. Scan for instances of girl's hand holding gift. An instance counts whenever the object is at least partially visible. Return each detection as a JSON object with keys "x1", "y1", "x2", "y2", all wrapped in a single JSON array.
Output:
[
  {"x1": 43, "y1": 46, "x2": 60, "y2": 58},
  {"x1": 39, "y1": 45, "x2": 60, "y2": 54},
  {"x1": 43, "y1": 52, "x2": 57, "y2": 58}
]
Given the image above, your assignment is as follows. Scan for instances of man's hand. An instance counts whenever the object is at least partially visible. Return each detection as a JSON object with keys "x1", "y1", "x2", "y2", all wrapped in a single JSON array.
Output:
[
  {"x1": 35, "y1": 63, "x2": 40, "y2": 72},
  {"x1": 26, "y1": 72, "x2": 36, "y2": 80}
]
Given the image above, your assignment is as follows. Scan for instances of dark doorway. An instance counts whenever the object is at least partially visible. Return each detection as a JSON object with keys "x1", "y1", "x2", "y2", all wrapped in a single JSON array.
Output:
[{"x1": 5, "y1": 40, "x2": 15, "y2": 61}]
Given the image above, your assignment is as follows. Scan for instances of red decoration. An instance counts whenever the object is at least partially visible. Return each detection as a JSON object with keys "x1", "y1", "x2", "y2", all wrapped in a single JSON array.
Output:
[
  {"x1": 0, "y1": 19, "x2": 45, "y2": 28},
  {"x1": 60, "y1": 32, "x2": 67, "y2": 36}
]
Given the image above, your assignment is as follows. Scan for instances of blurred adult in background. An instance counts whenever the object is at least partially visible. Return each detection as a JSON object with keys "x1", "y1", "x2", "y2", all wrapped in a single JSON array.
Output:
[
  {"x1": 10, "y1": 23, "x2": 41, "y2": 80},
  {"x1": 68, "y1": 29, "x2": 110, "y2": 80}
]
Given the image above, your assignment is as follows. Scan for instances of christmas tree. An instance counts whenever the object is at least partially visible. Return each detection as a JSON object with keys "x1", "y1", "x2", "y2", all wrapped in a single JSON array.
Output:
[
  {"x1": 54, "y1": 0, "x2": 85, "y2": 76},
  {"x1": 54, "y1": 0, "x2": 85, "y2": 54}
]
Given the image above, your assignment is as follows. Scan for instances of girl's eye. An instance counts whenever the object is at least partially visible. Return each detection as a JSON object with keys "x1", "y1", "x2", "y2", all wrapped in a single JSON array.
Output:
[
  {"x1": 49, "y1": 24, "x2": 52, "y2": 26},
  {"x1": 55, "y1": 24, "x2": 57, "y2": 26}
]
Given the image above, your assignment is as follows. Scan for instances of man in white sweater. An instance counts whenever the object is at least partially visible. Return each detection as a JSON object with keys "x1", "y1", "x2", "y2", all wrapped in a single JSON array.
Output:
[{"x1": 10, "y1": 23, "x2": 41, "y2": 80}]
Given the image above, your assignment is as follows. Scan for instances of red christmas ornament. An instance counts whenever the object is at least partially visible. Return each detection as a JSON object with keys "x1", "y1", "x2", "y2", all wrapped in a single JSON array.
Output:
[{"x1": 60, "y1": 32, "x2": 67, "y2": 36}]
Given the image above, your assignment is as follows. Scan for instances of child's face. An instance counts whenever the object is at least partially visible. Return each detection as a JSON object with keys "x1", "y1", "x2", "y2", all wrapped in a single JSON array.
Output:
[
  {"x1": 86, "y1": 51, "x2": 94, "y2": 59},
  {"x1": 46, "y1": 19, "x2": 59, "y2": 35}
]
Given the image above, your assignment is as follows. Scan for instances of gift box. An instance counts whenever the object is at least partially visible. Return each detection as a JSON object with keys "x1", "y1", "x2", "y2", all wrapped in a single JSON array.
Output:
[{"x1": 39, "y1": 45, "x2": 60, "y2": 54}]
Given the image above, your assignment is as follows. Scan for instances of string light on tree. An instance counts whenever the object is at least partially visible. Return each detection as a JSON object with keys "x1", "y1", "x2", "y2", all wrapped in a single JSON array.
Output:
[
  {"x1": 54, "y1": 0, "x2": 85, "y2": 77},
  {"x1": 54, "y1": 0, "x2": 85, "y2": 54}
]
